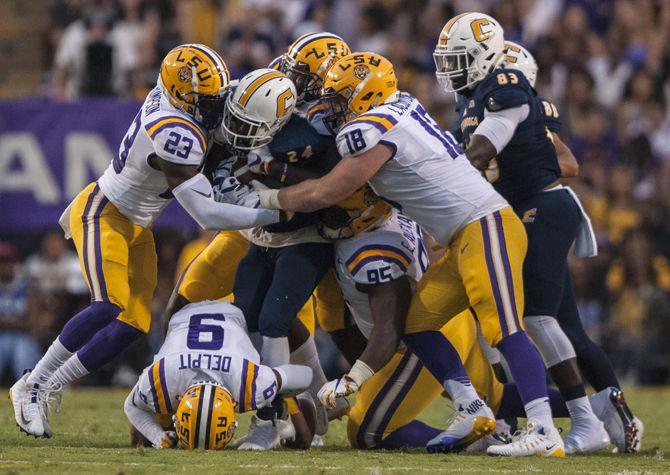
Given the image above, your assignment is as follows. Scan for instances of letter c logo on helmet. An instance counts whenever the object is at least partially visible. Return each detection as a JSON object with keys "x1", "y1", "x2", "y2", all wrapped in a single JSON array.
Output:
[
  {"x1": 276, "y1": 88, "x2": 295, "y2": 118},
  {"x1": 471, "y1": 18, "x2": 494, "y2": 42}
]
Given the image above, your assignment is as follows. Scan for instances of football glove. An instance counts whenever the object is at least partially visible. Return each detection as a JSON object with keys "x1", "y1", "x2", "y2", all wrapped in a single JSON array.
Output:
[
  {"x1": 247, "y1": 146, "x2": 275, "y2": 175},
  {"x1": 317, "y1": 375, "x2": 359, "y2": 409},
  {"x1": 154, "y1": 430, "x2": 178, "y2": 449},
  {"x1": 212, "y1": 176, "x2": 261, "y2": 208}
]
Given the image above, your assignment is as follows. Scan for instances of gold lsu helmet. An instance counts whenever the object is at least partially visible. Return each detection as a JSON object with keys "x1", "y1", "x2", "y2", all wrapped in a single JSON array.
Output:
[
  {"x1": 317, "y1": 185, "x2": 392, "y2": 240},
  {"x1": 279, "y1": 32, "x2": 351, "y2": 104},
  {"x1": 174, "y1": 382, "x2": 237, "y2": 450},
  {"x1": 159, "y1": 44, "x2": 230, "y2": 130},
  {"x1": 322, "y1": 52, "x2": 398, "y2": 130}
]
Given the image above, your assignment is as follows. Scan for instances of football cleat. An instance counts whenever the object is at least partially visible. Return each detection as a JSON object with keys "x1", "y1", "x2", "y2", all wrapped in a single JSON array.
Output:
[
  {"x1": 235, "y1": 415, "x2": 295, "y2": 451},
  {"x1": 9, "y1": 372, "x2": 47, "y2": 438},
  {"x1": 465, "y1": 419, "x2": 513, "y2": 453},
  {"x1": 590, "y1": 387, "x2": 644, "y2": 453},
  {"x1": 564, "y1": 415, "x2": 609, "y2": 454},
  {"x1": 426, "y1": 399, "x2": 496, "y2": 453},
  {"x1": 487, "y1": 420, "x2": 565, "y2": 457}
]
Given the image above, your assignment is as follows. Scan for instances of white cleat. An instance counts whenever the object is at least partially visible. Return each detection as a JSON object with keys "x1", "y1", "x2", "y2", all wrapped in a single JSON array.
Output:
[
  {"x1": 487, "y1": 420, "x2": 565, "y2": 457},
  {"x1": 426, "y1": 399, "x2": 496, "y2": 453},
  {"x1": 564, "y1": 416, "x2": 610, "y2": 454},
  {"x1": 235, "y1": 415, "x2": 295, "y2": 451},
  {"x1": 466, "y1": 419, "x2": 513, "y2": 453},
  {"x1": 8, "y1": 373, "x2": 47, "y2": 438},
  {"x1": 590, "y1": 387, "x2": 644, "y2": 453}
]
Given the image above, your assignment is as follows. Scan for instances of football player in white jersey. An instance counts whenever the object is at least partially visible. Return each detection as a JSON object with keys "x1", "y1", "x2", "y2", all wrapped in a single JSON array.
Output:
[
  {"x1": 9, "y1": 44, "x2": 285, "y2": 439},
  {"x1": 124, "y1": 299, "x2": 312, "y2": 450},
  {"x1": 254, "y1": 52, "x2": 564, "y2": 456}
]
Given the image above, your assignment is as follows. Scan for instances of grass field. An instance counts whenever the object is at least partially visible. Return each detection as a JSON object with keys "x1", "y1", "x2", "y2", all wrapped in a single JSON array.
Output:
[{"x1": 1, "y1": 387, "x2": 669, "y2": 474}]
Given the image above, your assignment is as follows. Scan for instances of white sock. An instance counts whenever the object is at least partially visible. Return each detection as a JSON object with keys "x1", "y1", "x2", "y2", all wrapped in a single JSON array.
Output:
[
  {"x1": 290, "y1": 336, "x2": 327, "y2": 397},
  {"x1": 27, "y1": 337, "x2": 73, "y2": 385},
  {"x1": 261, "y1": 336, "x2": 290, "y2": 368},
  {"x1": 524, "y1": 397, "x2": 554, "y2": 429},
  {"x1": 566, "y1": 396, "x2": 598, "y2": 421},
  {"x1": 443, "y1": 379, "x2": 481, "y2": 406},
  {"x1": 48, "y1": 354, "x2": 89, "y2": 388}
]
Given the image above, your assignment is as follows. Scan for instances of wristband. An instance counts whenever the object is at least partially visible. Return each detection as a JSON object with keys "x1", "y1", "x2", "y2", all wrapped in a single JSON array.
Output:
[
  {"x1": 347, "y1": 359, "x2": 375, "y2": 387},
  {"x1": 258, "y1": 189, "x2": 283, "y2": 209}
]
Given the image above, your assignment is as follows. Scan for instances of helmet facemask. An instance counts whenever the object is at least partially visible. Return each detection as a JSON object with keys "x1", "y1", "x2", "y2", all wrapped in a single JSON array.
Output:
[
  {"x1": 433, "y1": 47, "x2": 477, "y2": 93},
  {"x1": 221, "y1": 97, "x2": 276, "y2": 152},
  {"x1": 281, "y1": 56, "x2": 323, "y2": 104},
  {"x1": 321, "y1": 86, "x2": 355, "y2": 134},
  {"x1": 195, "y1": 91, "x2": 227, "y2": 130}
]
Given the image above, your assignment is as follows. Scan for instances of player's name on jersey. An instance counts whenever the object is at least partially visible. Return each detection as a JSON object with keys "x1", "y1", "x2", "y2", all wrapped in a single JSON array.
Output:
[{"x1": 178, "y1": 353, "x2": 232, "y2": 372}]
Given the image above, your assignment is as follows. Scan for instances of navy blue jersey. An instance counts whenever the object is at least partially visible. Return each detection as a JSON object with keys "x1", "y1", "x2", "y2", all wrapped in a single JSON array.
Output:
[
  {"x1": 457, "y1": 68, "x2": 560, "y2": 206},
  {"x1": 264, "y1": 114, "x2": 341, "y2": 233},
  {"x1": 537, "y1": 96, "x2": 561, "y2": 133}
]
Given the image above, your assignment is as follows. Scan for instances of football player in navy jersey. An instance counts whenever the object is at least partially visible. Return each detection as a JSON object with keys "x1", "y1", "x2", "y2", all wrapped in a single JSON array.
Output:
[
  {"x1": 436, "y1": 13, "x2": 609, "y2": 454},
  {"x1": 501, "y1": 41, "x2": 643, "y2": 454}
]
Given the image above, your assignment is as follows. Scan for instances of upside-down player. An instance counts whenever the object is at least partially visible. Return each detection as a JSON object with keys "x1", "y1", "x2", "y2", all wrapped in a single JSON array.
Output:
[
  {"x1": 124, "y1": 299, "x2": 312, "y2": 450},
  {"x1": 9, "y1": 44, "x2": 285, "y2": 438},
  {"x1": 252, "y1": 51, "x2": 565, "y2": 456},
  {"x1": 502, "y1": 40, "x2": 643, "y2": 453}
]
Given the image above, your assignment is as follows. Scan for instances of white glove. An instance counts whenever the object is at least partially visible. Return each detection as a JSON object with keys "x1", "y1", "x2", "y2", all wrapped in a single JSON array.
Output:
[
  {"x1": 317, "y1": 375, "x2": 359, "y2": 409},
  {"x1": 247, "y1": 146, "x2": 275, "y2": 175},
  {"x1": 213, "y1": 176, "x2": 261, "y2": 208},
  {"x1": 153, "y1": 430, "x2": 178, "y2": 449}
]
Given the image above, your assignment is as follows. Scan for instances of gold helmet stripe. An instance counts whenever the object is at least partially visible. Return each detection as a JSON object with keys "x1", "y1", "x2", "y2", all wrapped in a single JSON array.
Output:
[
  {"x1": 188, "y1": 43, "x2": 230, "y2": 85},
  {"x1": 288, "y1": 32, "x2": 346, "y2": 57},
  {"x1": 439, "y1": 12, "x2": 471, "y2": 46},
  {"x1": 238, "y1": 70, "x2": 285, "y2": 107}
]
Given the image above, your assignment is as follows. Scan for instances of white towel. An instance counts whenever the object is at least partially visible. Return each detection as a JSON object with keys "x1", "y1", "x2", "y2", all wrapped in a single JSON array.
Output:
[
  {"x1": 564, "y1": 186, "x2": 598, "y2": 257},
  {"x1": 58, "y1": 200, "x2": 74, "y2": 239}
]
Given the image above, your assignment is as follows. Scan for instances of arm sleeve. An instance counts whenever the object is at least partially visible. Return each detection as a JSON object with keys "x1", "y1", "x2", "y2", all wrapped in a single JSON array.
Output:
[
  {"x1": 274, "y1": 364, "x2": 313, "y2": 395},
  {"x1": 473, "y1": 104, "x2": 530, "y2": 154},
  {"x1": 173, "y1": 173, "x2": 280, "y2": 231},
  {"x1": 124, "y1": 384, "x2": 165, "y2": 448}
]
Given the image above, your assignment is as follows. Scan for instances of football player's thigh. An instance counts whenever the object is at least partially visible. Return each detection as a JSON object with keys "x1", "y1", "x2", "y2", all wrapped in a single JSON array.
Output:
[
  {"x1": 119, "y1": 227, "x2": 158, "y2": 333},
  {"x1": 347, "y1": 350, "x2": 442, "y2": 448},
  {"x1": 313, "y1": 269, "x2": 346, "y2": 333},
  {"x1": 69, "y1": 183, "x2": 133, "y2": 310},
  {"x1": 459, "y1": 207, "x2": 527, "y2": 347},
  {"x1": 176, "y1": 231, "x2": 249, "y2": 303},
  {"x1": 404, "y1": 250, "x2": 468, "y2": 334}
]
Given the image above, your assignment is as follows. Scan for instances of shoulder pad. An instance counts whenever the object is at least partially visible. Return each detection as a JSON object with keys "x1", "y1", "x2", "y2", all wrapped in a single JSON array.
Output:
[
  {"x1": 537, "y1": 97, "x2": 561, "y2": 132},
  {"x1": 145, "y1": 114, "x2": 207, "y2": 165},
  {"x1": 337, "y1": 229, "x2": 414, "y2": 285},
  {"x1": 336, "y1": 111, "x2": 398, "y2": 157},
  {"x1": 479, "y1": 70, "x2": 530, "y2": 112}
]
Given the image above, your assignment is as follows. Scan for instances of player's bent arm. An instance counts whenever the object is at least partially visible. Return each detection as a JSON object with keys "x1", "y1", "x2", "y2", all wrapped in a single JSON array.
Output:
[
  {"x1": 157, "y1": 158, "x2": 282, "y2": 230},
  {"x1": 467, "y1": 104, "x2": 530, "y2": 170},
  {"x1": 551, "y1": 132, "x2": 579, "y2": 178},
  {"x1": 355, "y1": 276, "x2": 413, "y2": 378},
  {"x1": 124, "y1": 385, "x2": 175, "y2": 449},
  {"x1": 262, "y1": 144, "x2": 392, "y2": 212}
]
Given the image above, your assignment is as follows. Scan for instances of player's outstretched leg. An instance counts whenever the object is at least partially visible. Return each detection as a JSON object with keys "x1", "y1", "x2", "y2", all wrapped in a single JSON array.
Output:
[
  {"x1": 404, "y1": 331, "x2": 496, "y2": 453},
  {"x1": 9, "y1": 301, "x2": 121, "y2": 437}
]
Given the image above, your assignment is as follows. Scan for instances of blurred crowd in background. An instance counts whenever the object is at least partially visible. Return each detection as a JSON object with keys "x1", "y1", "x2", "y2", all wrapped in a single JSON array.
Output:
[{"x1": 2, "y1": 0, "x2": 670, "y2": 386}]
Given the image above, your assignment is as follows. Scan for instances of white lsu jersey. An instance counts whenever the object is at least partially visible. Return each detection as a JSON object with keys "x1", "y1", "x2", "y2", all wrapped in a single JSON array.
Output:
[
  {"x1": 97, "y1": 87, "x2": 209, "y2": 227},
  {"x1": 131, "y1": 300, "x2": 278, "y2": 415},
  {"x1": 335, "y1": 92, "x2": 508, "y2": 246},
  {"x1": 334, "y1": 209, "x2": 428, "y2": 338}
]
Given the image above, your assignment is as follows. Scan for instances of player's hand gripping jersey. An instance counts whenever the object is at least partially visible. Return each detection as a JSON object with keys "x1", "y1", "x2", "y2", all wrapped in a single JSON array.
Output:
[
  {"x1": 124, "y1": 301, "x2": 282, "y2": 447},
  {"x1": 98, "y1": 87, "x2": 209, "y2": 227},
  {"x1": 335, "y1": 92, "x2": 508, "y2": 246}
]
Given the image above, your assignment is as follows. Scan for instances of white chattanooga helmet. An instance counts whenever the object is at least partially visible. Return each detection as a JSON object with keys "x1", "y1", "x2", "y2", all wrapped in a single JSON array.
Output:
[
  {"x1": 434, "y1": 12, "x2": 505, "y2": 93},
  {"x1": 220, "y1": 68, "x2": 297, "y2": 151},
  {"x1": 502, "y1": 41, "x2": 538, "y2": 87}
]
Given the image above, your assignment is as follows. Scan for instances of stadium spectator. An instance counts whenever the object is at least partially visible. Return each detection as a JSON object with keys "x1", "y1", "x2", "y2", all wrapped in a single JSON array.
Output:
[{"x1": 0, "y1": 243, "x2": 41, "y2": 383}]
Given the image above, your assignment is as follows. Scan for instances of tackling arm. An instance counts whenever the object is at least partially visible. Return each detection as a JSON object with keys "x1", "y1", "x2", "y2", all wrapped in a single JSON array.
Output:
[
  {"x1": 156, "y1": 158, "x2": 282, "y2": 230},
  {"x1": 261, "y1": 144, "x2": 392, "y2": 212},
  {"x1": 124, "y1": 385, "x2": 176, "y2": 449}
]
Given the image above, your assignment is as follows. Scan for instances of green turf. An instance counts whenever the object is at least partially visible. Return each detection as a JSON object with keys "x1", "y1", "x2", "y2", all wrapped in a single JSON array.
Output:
[{"x1": 1, "y1": 387, "x2": 668, "y2": 474}]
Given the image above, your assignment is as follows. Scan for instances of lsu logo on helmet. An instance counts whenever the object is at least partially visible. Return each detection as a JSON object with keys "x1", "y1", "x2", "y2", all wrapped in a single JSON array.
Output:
[
  {"x1": 174, "y1": 382, "x2": 237, "y2": 450},
  {"x1": 159, "y1": 44, "x2": 230, "y2": 129},
  {"x1": 280, "y1": 32, "x2": 351, "y2": 103}
]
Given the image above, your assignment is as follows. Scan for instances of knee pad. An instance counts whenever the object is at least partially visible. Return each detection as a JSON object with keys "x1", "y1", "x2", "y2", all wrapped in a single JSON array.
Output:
[{"x1": 524, "y1": 315, "x2": 576, "y2": 368}]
